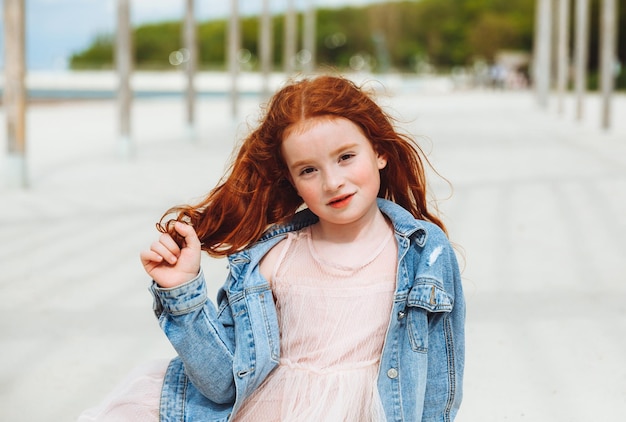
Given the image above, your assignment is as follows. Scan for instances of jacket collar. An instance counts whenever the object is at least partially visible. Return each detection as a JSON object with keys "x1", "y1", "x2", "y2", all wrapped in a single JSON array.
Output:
[
  {"x1": 376, "y1": 198, "x2": 427, "y2": 243},
  {"x1": 229, "y1": 198, "x2": 428, "y2": 264}
]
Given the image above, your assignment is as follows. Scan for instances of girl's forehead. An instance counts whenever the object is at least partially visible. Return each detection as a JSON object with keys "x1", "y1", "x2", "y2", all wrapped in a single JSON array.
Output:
[{"x1": 284, "y1": 115, "x2": 344, "y2": 138}]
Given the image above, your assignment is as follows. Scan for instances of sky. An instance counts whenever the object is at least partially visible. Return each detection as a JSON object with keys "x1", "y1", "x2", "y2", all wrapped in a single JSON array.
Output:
[{"x1": 0, "y1": 0, "x2": 388, "y2": 70}]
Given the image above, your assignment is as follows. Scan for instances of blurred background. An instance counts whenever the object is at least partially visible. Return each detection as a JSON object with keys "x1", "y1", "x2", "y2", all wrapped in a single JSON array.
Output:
[
  {"x1": 3, "y1": 0, "x2": 625, "y2": 103},
  {"x1": 1, "y1": 0, "x2": 625, "y2": 420}
]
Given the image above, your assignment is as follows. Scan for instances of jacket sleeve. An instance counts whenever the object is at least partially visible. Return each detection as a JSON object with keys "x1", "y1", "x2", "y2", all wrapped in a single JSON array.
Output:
[
  {"x1": 421, "y1": 240, "x2": 466, "y2": 422},
  {"x1": 150, "y1": 270, "x2": 237, "y2": 405}
]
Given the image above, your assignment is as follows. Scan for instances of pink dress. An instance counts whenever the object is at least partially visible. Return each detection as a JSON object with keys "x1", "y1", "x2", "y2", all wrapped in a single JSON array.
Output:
[
  {"x1": 78, "y1": 226, "x2": 396, "y2": 421},
  {"x1": 234, "y1": 227, "x2": 396, "y2": 421}
]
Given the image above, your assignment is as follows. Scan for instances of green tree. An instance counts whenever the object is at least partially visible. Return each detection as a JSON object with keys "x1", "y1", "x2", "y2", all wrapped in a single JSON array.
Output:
[
  {"x1": 135, "y1": 22, "x2": 182, "y2": 68},
  {"x1": 69, "y1": 34, "x2": 114, "y2": 69},
  {"x1": 68, "y1": 0, "x2": 624, "y2": 90},
  {"x1": 197, "y1": 20, "x2": 226, "y2": 69}
]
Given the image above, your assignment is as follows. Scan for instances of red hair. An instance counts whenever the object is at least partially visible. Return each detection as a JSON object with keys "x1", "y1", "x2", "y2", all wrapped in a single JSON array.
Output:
[{"x1": 159, "y1": 75, "x2": 446, "y2": 256}]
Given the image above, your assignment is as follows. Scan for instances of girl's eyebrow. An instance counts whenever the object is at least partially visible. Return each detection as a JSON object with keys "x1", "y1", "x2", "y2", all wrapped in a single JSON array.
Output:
[
  {"x1": 331, "y1": 143, "x2": 359, "y2": 156},
  {"x1": 289, "y1": 143, "x2": 359, "y2": 170},
  {"x1": 289, "y1": 159, "x2": 312, "y2": 170}
]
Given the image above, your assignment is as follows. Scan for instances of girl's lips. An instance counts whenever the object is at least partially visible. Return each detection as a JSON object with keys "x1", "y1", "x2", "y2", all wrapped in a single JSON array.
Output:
[{"x1": 327, "y1": 193, "x2": 354, "y2": 208}]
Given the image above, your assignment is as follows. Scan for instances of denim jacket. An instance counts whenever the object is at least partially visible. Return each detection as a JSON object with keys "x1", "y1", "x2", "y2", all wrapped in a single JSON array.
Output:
[{"x1": 150, "y1": 199, "x2": 465, "y2": 422}]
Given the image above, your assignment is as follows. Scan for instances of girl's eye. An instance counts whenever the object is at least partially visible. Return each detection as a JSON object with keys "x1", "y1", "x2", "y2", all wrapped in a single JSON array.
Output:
[
  {"x1": 339, "y1": 153, "x2": 354, "y2": 162},
  {"x1": 300, "y1": 167, "x2": 316, "y2": 175}
]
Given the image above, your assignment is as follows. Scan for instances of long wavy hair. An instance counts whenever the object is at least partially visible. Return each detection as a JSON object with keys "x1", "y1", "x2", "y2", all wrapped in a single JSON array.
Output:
[{"x1": 158, "y1": 75, "x2": 446, "y2": 256}]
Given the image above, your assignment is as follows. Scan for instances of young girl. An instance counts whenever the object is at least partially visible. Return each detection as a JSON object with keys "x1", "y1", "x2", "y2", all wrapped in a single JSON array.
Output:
[{"x1": 81, "y1": 75, "x2": 464, "y2": 421}]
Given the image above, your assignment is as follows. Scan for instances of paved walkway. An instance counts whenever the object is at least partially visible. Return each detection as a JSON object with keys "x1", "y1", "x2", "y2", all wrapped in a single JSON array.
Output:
[{"x1": 1, "y1": 81, "x2": 625, "y2": 421}]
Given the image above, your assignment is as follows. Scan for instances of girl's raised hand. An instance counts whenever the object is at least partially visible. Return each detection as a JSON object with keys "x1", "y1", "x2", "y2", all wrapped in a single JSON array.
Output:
[{"x1": 140, "y1": 221, "x2": 201, "y2": 288}]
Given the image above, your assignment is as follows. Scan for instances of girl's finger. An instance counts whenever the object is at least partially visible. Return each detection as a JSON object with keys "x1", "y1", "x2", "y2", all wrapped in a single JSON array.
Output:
[
  {"x1": 174, "y1": 221, "x2": 201, "y2": 250},
  {"x1": 150, "y1": 240, "x2": 179, "y2": 265},
  {"x1": 139, "y1": 249, "x2": 164, "y2": 267},
  {"x1": 159, "y1": 232, "x2": 181, "y2": 254}
]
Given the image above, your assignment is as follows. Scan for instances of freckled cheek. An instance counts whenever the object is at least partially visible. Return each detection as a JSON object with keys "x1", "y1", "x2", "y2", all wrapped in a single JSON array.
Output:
[
  {"x1": 352, "y1": 165, "x2": 380, "y2": 187},
  {"x1": 292, "y1": 181, "x2": 319, "y2": 202}
]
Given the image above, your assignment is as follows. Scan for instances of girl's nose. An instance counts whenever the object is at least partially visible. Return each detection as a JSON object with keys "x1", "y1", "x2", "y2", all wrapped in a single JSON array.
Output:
[{"x1": 322, "y1": 169, "x2": 344, "y2": 191}]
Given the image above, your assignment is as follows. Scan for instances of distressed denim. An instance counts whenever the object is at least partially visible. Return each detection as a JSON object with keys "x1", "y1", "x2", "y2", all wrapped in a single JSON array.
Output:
[{"x1": 151, "y1": 199, "x2": 465, "y2": 421}]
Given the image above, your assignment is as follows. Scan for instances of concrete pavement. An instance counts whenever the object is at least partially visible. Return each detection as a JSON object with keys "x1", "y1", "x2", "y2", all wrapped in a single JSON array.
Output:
[{"x1": 1, "y1": 79, "x2": 625, "y2": 421}]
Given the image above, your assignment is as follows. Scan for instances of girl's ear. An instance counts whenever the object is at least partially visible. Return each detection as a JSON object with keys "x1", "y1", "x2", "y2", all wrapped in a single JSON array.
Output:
[{"x1": 377, "y1": 153, "x2": 387, "y2": 170}]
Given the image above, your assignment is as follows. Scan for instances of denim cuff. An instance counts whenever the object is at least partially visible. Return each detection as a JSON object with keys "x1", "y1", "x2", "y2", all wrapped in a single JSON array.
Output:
[{"x1": 150, "y1": 270, "x2": 207, "y2": 317}]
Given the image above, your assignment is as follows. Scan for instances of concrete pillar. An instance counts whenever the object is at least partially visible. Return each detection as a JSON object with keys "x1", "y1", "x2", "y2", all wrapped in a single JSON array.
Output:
[
  {"x1": 116, "y1": 0, "x2": 133, "y2": 158},
  {"x1": 259, "y1": 0, "x2": 273, "y2": 99},
  {"x1": 284, "y1": 0, "x2": 297, "y2": 74},
  {"x1": 228, "y1": 0, "x2": 240, "y2": 118},
  {"x1": 533, "y1": 0, "x2": 553, "y2": 108},
  {"x1": 574, "y1": 0, "x2": 590, "y2": 121},
  {"x1": 303, "y1": 0, "x2": 316, "y2": 74},
  {"x1": 599, "y1": 0, "x2": 617, "y2": 130},
  {"x1": 3, "y1": 0, "x2": 28, "y2": 188},
  {"x1": 556, "y1": 0, "x2": 570, "y2": 114},
  {"x1": 184, "y1": 0, "x2": 197, "y2": 139}
]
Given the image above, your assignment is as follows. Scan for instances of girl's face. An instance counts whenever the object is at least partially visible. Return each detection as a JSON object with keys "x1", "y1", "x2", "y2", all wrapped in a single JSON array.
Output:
[{"x1": 281, "y1": 116, "x2": 387, "y2": 229}]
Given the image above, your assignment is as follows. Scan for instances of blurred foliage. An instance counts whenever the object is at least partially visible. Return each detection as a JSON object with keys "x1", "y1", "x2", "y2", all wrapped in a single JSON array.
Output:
[
  {"x1": 69, "y1": 0, "x2": 625, "y2": 88},
  {"x1": 70, "y1": 1, "x2": 536, "y2": 71},
  {"x1": 71, "y1": 34, "x2": 115, "y2": 70},
  {"x1": 135, "y1": 22, "x2": 183, "y2": 68}
]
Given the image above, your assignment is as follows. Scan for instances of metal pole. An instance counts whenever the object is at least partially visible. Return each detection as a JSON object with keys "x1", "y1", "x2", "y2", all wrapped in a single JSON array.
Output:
[
  {"x1": 184, "y1": 0, "x2": 197, "y2": 139},
  {"x1": 228, "y1": 0, "x2": 240, "y2": 118},
  {"x1": 533, "y1": 0, "x2": 552, "y2": 108},
  {"x1": 284, "y1": 0, "x2": 296, "y2": 74},
  {"x1": 556, "y1": 0, "x2": 570, "y2": 114},
  {"x1": 260, "y1": 0, "x2": 273, "y2": 99},
  {"x1": 599, "y1": 0, "x2": 617, "y2": 130},
  {"x1": 116, "y1": 0, "x2": 133, "y2": 158},
  {"x1": 4, "y1": 0, "x2": 27, "y2": 188},
  {"x1": 574, "y1": 0, "x2": 590, "y2": 121},
  {"x1": 303, "y1": 0, "x2": 316, "y2": 74}
]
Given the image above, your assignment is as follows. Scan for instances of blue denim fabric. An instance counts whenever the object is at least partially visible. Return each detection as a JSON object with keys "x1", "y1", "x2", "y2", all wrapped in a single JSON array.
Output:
[{"x1": 151, "y1": 199, "x2": 465, "y2": 421}]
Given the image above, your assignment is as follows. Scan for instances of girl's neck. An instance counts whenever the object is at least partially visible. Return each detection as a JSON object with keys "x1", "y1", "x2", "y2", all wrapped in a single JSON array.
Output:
[
  {"x1": 311, "y1": 208, "x2": 391, "y2": 245},
  {"x1": 309, "y1": 210, "x2": 393, "y2": 269}
]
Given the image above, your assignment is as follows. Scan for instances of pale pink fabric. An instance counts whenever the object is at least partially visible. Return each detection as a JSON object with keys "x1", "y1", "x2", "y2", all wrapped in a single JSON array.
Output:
[
  {"x1": 77, "y1": 226, "x2": 396, "y2": 422},
  {"x1": 234, "y1": 226, "x2": 396, "y2": 422},
  {"x1": 77, "y1": 359, "x2": 168, "y2": 421}
]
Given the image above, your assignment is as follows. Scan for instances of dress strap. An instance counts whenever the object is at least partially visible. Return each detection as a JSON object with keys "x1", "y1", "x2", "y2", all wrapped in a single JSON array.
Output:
[{"x1": 270, "y1": 234, "x2": 294, "y2": 287}]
